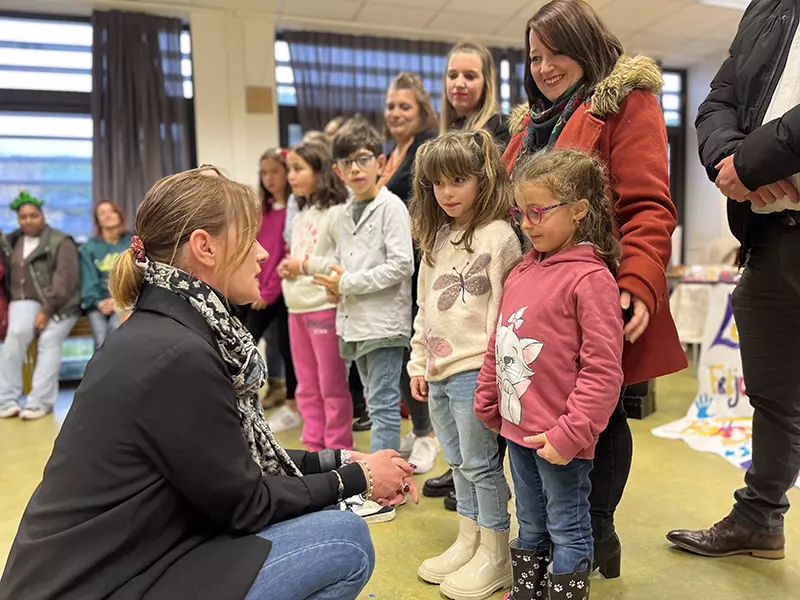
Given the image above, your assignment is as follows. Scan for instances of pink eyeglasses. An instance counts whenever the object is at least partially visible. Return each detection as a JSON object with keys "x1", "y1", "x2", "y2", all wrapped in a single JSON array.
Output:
[{"x1": 509, "y1": 202, "x2": 569, "y2": 226}]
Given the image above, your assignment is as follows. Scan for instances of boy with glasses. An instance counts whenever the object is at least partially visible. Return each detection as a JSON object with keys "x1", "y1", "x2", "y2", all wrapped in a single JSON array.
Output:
[{"x1": 314, "y1": 121, "x2": 414, "y2": 522}]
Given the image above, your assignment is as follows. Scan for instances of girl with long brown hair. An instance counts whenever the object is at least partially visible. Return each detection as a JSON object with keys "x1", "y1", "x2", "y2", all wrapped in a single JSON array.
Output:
[
  {"x1": 241, "y1": 148, "x2": 297, "y2": 411},
  {"x1": 475, "y1": 148, "x2": 624, "y2": 599},
  {"x1": 276, "y1": 141, "x2": 354, "y2": 452},
  {"x1": 409, "y1": 129, "x2": 522, "y2": 599}
]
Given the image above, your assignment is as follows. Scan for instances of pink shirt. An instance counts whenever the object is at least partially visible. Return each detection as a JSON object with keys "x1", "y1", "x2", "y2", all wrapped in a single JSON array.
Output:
[
  {"x1": 256, "y1": 205, "x2": 288, "y2": 304},
  {"x1": 474, "y1": 244, "x2": 624, "y2": 461}
]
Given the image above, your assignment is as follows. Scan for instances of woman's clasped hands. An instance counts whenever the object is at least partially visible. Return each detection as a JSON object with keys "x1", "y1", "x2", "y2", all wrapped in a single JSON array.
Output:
[{"x1": 351, "y1": 449, "x2": 419, "y2": 508}]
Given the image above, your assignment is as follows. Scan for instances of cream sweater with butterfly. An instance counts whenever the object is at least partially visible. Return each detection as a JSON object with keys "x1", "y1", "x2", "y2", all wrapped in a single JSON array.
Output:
[{"x1": 409, "y1": 220, "x2": 523, "y2": 382}]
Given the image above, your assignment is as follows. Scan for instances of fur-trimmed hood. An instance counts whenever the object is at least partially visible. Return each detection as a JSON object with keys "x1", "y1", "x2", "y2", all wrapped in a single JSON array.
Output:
[{"x1": 508, "y1": 55, "x2": 663, "y2": 136}]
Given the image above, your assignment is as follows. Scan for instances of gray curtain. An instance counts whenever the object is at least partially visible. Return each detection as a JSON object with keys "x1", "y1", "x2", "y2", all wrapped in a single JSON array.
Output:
[
  {"x1": 91, "y1": 10, "x2": 190, "y2": 228},
  {"x1": 284, "y1": 30, "x2": 451, "y2": 132},
  {"x1": 493, "y1": 47, "x2": 527, "y2": 109}
]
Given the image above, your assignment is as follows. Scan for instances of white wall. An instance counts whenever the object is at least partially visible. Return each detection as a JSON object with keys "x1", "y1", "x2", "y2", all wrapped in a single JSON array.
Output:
[
  {"x1": 190, "y1": 10, "x2": 279, "y2": 187},
  {"x1": 683, "y1": 55, "x2": 736, "y2": 265}
]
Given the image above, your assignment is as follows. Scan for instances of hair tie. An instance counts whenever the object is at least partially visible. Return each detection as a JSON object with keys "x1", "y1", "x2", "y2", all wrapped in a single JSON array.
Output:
[
  {"x1": 280, "y1": 148, "x2": 289, "y2": 158},
  {"x1": 131, "y1": 235, "x2": 146, "y2": 262},
  {"x1": 472, "y1": 130, "x2": 482, "y2": 146}
]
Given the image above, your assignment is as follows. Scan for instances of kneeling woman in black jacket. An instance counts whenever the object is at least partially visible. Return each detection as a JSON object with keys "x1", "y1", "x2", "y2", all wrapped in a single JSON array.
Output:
[{"x1": 0, "y1": 166, "x2": 417, "y2": 600}]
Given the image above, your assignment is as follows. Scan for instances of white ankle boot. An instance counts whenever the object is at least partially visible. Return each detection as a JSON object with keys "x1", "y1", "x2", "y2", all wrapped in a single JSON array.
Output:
[
  {"x1": 440, "y1": 526, "x2": 512, "y2": 600},
  {"x1": 418, "y1": 515, "x2": 480, "y2": 584}
]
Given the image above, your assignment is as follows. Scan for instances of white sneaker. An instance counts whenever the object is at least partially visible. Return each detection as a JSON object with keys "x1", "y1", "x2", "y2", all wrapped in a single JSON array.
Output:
[
  {"x1": 399, "y1": 431, "x2": 415, "y2": 458},
  {"x1": 0, "y1": 405, "x2": 20, "y2": 419},
  {"x1": 353, "y1": 500, "x2": 396, "y2": 524},
  {"x1": 409, "y1": 436, "x2": 440, "y2": 474},
  {"x1": 266, "y1": 406, "x2": 302, "y2": 433},
  {"x1": 19, "y1": 408, "x2": 47, "y2": 421}
]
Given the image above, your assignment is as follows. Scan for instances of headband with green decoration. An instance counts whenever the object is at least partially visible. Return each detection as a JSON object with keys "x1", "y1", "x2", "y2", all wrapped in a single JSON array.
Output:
[{"x1": 10, "y1": 189, "x2": 44, "y2": 211}]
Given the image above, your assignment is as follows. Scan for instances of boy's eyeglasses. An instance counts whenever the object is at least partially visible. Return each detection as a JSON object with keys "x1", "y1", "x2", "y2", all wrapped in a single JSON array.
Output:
[
  {"x1": 509, "y1": 203, "x2": 569, "y2": 226},
  {"x1": 336, "y1": 154, "x2": 376, "y2": 171}
]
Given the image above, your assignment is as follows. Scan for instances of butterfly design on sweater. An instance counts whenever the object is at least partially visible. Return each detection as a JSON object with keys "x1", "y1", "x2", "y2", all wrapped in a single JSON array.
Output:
[
  {"x1": 424, "y1": 330, "x2": 453, "y2": 377},
  {"x1": 432, "y1": 253, "x2": 492, "y2": 311},
  {"x1": 496, "y1": 307, "x2": 543, "y2": 426}
]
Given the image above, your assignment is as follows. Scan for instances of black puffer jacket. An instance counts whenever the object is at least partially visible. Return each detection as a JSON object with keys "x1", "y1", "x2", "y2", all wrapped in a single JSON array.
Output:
[{"x1": 696, "y1": 0, "x2": 799, "y2": 260}]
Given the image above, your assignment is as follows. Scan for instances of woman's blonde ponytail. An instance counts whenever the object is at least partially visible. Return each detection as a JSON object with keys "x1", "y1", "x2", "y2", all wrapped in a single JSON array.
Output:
[
  {"x1": 107, "y1": 166, "x2": 261, "y2": 312},
  {"x1": 109, "y1": 248, "x2": 144, "y2": 310}
]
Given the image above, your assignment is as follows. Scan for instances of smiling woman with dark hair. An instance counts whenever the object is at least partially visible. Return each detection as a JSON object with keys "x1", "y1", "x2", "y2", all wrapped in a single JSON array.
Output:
[
  {"x1": 0, "y1": 190, "x2": 80, "y2": 421},
  {"x1": 502, "y1": 0, "x2": 686, "y2": 589}
]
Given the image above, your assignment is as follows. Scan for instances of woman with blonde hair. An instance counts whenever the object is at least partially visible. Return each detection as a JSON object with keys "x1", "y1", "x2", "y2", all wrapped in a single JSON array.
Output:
[
  {"x1": 440, "y1": 41, "x2": 509, "y2": 146},
  {"x1": 0, "y1": 166, "x2": 419, "y2": 600}
]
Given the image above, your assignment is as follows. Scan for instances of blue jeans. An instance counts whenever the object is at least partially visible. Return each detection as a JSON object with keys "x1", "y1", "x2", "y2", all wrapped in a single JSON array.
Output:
[
  {"x1": 245, "y1": 509, "x2": 375, "y2": 600},
  {"x1": 87, "y1": 309, "x2": 120, "y2": 350},
  {"x1": 355, "y1": 346, "x2": 404, "y2": 453},
  {"x1": 428, "y1": 369, "x2": 510, "y2": 531},
  {"x1": 0, "y1": 300, "x2": 77, "y2": 413},
  {"x1": 507, "y1": 440, "x2": 593, "y2": 575}
]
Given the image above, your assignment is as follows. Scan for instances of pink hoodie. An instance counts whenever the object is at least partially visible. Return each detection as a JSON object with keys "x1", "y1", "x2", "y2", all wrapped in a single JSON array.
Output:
[
  {"x1": 256, "y1": 205, "x2": 288, "y2": 304},
  {"x1": 474, "y1": 244, "x2": 624, "y2": 461}
]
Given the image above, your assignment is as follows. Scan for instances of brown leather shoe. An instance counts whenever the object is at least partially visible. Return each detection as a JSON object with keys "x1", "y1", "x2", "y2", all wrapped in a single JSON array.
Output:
[{"x1": 666, "y1": 516, "x2": 785, "y2": 559}]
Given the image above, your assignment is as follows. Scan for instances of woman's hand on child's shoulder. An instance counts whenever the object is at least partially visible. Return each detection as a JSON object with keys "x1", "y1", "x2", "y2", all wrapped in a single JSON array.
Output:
[{"x1": 410, "y1": 377, "x2": 428, "y2": 402}]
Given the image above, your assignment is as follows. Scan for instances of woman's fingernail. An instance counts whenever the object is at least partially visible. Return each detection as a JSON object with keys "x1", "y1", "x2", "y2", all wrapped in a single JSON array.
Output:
[{"x1": 409, "y1": 464, "x2": 417, "y2": 470}]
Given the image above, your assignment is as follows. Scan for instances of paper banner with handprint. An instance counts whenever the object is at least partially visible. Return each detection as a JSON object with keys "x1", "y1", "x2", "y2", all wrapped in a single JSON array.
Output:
[{"x1": 652, "y1": 283, "x2": 800, "y2": 488}]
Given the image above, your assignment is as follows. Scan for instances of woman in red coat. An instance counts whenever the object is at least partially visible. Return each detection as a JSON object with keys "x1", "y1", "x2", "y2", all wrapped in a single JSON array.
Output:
[{"x1": 503, "y1": 0, "x2": 686, "y2": 579}]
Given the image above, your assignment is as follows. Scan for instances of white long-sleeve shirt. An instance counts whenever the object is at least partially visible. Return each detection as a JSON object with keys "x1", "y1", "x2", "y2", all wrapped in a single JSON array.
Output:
[{"x1": 282, "y1": 204, "x2": 345, "y2": 314}]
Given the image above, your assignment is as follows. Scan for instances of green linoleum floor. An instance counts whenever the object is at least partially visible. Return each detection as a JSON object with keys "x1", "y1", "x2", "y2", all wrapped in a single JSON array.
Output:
[
  {"x1": 1, "y1": 369, "x2": 798, "y2": 599},
  {"x1": 273, "y1": 370, "x2": 800, "y2": 600}
]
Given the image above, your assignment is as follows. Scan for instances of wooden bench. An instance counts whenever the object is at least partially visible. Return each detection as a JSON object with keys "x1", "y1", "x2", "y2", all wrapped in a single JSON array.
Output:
[{"x1": 22, "y1": 316, "x2": 93, "y2": 395}]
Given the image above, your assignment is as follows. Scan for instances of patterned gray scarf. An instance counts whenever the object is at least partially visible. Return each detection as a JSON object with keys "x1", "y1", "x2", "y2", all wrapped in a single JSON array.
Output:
[{"x1": 143, "y1": 260, "x2": 302, "y2": 477}]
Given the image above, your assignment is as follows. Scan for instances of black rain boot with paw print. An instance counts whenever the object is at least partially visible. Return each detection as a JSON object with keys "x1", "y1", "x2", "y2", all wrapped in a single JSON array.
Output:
[
  {"x1": 504, "y1": 539, "x2": 550, "y2": 600},
  {"x1": 547, "y1": 560, "x2": 591, "y2": 600}
]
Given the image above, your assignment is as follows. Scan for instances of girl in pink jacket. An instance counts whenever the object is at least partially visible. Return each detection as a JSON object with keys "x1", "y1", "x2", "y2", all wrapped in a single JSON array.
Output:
[{"x1": 474, "y1": 149, "x2": 624, "y2": 600}]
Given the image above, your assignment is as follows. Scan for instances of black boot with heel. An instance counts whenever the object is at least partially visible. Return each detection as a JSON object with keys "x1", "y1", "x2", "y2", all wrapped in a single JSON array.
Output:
[
  {"x1": 591, "y1": 515, "x2": 621, "y2": 579},
  {"x1": 506, "y1": 540, "x2": 550, "y2": 600}
]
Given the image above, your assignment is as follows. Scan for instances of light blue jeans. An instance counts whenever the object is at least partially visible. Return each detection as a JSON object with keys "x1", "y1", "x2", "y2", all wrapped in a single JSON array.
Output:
[
  {"x1": 0, "y1": 300, "x2": 77, "y2": 413},
  {"x1": 355, "y1": 346, "x2": 404, "y2": 453},
  {"x1": 87, "y1": 309, "x2": 120, "y2": 350},
  {"x1": 428, "y1": 369, "x2": 511, "y2": 531},
  {"x1": 245, "y1": 509, "x2": 375, "y2": 600}
]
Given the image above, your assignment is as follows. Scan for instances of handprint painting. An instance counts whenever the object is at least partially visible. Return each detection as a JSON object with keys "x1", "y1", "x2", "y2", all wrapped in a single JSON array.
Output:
[
  {"x1": 653, "y1": 284, "x2": 800, "y2": 488},
  {"x1": 495, "y1": 307, "x2": 543, "y2": 426}
]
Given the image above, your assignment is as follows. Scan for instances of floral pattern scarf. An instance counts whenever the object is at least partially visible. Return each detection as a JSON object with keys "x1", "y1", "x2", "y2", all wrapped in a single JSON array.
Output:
[
  {"x1": 517, "y1": 84, "x2": 585, "y2": 163},
  {"x1": 143, "y1": 259, "x2": 302, "y2": 478}
]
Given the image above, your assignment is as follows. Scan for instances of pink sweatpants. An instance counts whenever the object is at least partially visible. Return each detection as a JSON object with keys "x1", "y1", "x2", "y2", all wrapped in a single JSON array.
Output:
[{"x1": 289, "y1": 308, "x2": 354, "y2": 451}]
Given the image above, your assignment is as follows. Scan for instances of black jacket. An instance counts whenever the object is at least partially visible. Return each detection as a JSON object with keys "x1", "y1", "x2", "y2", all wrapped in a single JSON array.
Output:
[
  {"x1": 696, "y1": 0, "x2": 800, "y2": 258},
  {"x1": 385, "y1": 128, "x2": 437, "y2": 203},
  {"x1": 452, "y1": 113, "x2": 511, "y2": 149},
  {"x1": 0, "y1": 284, "x2": 366, "y2": 600}
]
